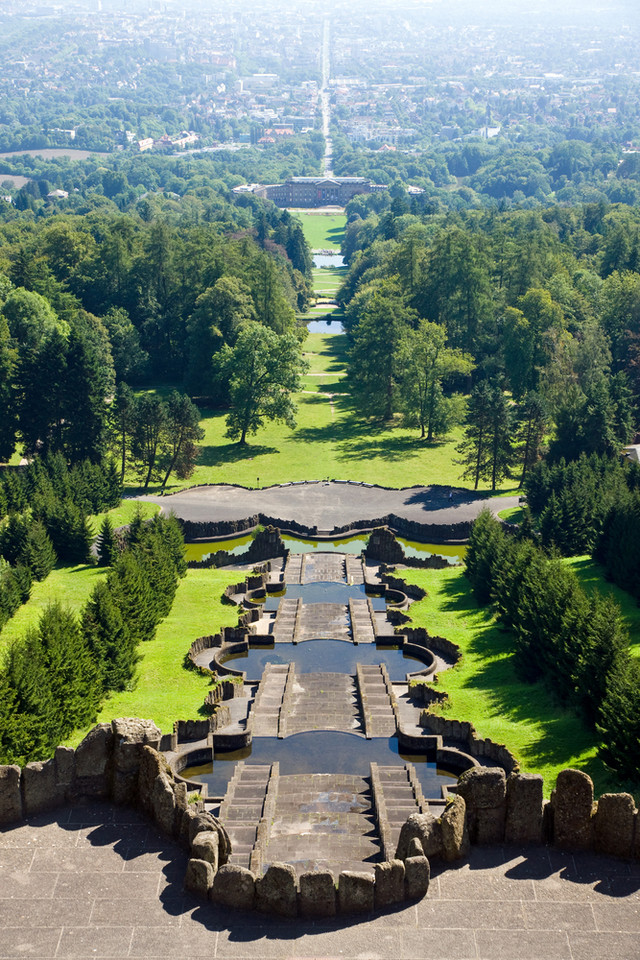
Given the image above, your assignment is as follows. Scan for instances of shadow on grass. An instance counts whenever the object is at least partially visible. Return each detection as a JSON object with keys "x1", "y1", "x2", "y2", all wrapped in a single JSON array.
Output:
[
  {"x1": 197, "y1": 442, "x2": 279, "y2": 468},
  {"x1": 435, "y1": 574, "x2": 605, "y2": 777}
]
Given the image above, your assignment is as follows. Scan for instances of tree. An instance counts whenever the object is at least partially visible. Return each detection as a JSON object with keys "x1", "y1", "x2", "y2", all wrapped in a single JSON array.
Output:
[
  {"x1": 96, "y1": 515, "x2": 117, "y2": 567},
  {"x1": 186, "y1": 277, "x2": 255, "y2": 395},
  {"x1": 516, "y1": 392, "x2": 548, "y2": 485},
  {"x1": 130, "y1": 393, "x2": 166, "y2": 489},
  {"x1": 457, "y1": 383, "x2": 513, "y2": 490},
  {"x1": 103, "y1": 307, "x2": 149, "y2": 383},
  {"x1": 0, "y1": 316, "x2": 16, "y2": 462},
  {"x1": 159, "y1": 391, "x2": 204, "y2": 487},
  {"x1": 215, "y1": 321, "x2": 307, "y2": 445},
  {"x1": 400, "y1": 320, "x2": 473, "y2": 439},
  {"x1": 110, "y1": 382, "x2": 135, "y2": 481},
  {"x1": 348, "y1": 280, "x2": 415, "y2": 421}
]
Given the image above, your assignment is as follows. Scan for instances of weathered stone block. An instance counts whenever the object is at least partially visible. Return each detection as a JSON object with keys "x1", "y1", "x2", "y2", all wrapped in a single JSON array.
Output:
[
  {"x1": 75, "y1": 723, "x2": 113, "y2": 779},
  {"x1": 23, "y1": 759, "x2": 64, "y2": 816},
  {"x1": 138, "y1": 746, "x2": 169, "y2": 815},
  {"x1": 440, "y1": 795, "x2": 469, "y2": 861},
  {"x1": 505, "y1": 773, "x2": 544, "y2": 845},
  {"x1": 111, "y1": 717, "x2": 162, "y2": 752},
  {"x1": 299, "y1": 871, "x2": 336, "y2": 918},
  {"x1": 552, "y1": 769, "x2": 595, "y2": 852},
  {"x1": 210, "y1": 864, "x2": 256, "y2": 910},
  {"x1": 54, "y1": 747, "x2": 75, "y2": 788},
  {"x1": 395, "y1": 812, "x2": 442, "y2": 860},
  {"x1": 256, "y1": 862, "x2": 298, "y2": 918},
  {"x1": 192, "y1": 831, "x2": 219, "y2": 872},
  {"x1": 594, "y1": 793, "x2": 636, "y2": 859},
  {"x1": 151, "y1": 774, "x2": 177, "y2": 835},
  {"x1": 457, "y1": 768, "x2": 507, "y2": 844},
  {"x1": 185, "y1": 858, "x2": 214, "y2": 897},
  {"x1": 406, "y1": 837, "x2": 424, "y2": 858},
  {"x1": 0, "y1": 765, "x2": 22, "y2": 825},
  {"x1": 374, "y1": 859, "x2": 405, "y2": 908},
  {"x1": 338, "y1": 871, "x2": 375, "y2": 914},
  {"x1": 404, "y1": 855, "x2": 430, "y2": 900}
]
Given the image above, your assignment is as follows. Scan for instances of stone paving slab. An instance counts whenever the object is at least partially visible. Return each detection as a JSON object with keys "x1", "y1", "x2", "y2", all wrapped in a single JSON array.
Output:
[{"x1": 4, "y1": 804, "x2": 640, "y2": 959}]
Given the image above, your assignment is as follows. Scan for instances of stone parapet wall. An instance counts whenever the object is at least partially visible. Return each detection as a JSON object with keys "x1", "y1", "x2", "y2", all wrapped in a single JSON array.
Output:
[{"x1": 2, "y1": 725, "x2": 640, "y2": 917}]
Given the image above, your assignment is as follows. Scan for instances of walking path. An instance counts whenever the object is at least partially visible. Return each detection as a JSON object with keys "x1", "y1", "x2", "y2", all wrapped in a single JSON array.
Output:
[
  {"x1": 141, "y1": 481, "x2": 518, "y2": 535},
  {"x1": 3, "y1": 802, "x2": 639, "y2": 960}
]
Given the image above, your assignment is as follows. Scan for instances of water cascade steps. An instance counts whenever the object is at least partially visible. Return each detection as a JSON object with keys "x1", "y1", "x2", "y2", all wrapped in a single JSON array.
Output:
[
  {"x1": 218, "y1": 762, "x2": 273, "y2": 869},
  {"x1": 259, "y1": 773, "x2": 381, "y2": 878},
  {"x1": 356, "y1": 664, "x2": 398, "y2": 737},
  {"x1": 283, "y1": 670, "x2": 362, "y2": 736},
  {"x1": 371, "y1": 763, "x2": 427, "y2": 861}
]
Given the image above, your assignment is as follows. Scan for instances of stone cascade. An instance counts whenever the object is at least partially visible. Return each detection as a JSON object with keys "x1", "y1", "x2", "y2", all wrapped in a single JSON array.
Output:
[
  {"x1": 283, "y1": 553, "x2": 304, "y2": 584},
  {"x1": 356, "y1": 664, "x2": 398, "y2": 738},
  {"x1": 283, "y1": 671, "x2": 363, "y2": 736},
  {"x1": 296, "y1": 601, "x2": 350, "y2": 640},
  {"x1": 272, "y1": 597, "x2": 301, "y2": 642},
  {"x1": 259, "y1": 773, "x2": 381, "y2": 879},
  {"x1": 218, "y1": 761, "x2": 273, "y2": 869},
  {"x1": 302, "y1": 552, "x2": 346, "y2": 584},
  {"x1": 345, "y1": 555, "x2": 365, "y2": 584},
  {"x1": 249, "y1": 663, "x2": 289, "y2": 736},
  {"x1": 371, "y1": 763, "x2": 427, "y2": 861},
  {"x1": 348, "y1": 597, "x2": 376, "y2": 643}
]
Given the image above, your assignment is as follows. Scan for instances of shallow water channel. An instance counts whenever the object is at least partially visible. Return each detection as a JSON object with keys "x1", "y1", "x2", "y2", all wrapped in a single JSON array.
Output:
[
  {"x1": 184, "y1": 534, "x2": 466, "y2": 563},
  {"x1": 181, "y1": 730, "x2": 457, "y2": 798}
]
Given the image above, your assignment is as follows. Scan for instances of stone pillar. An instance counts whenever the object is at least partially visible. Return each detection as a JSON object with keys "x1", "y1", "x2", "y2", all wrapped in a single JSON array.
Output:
[
  {"x1": 594, "y1": 793, "x2": 636, "y2": 859},
  {"x1": 457, "y1": 767, "x2": 507, "y2": 844},
  {"x1": 551, "y1": 769, "x2": 595, "y2": 852},
  {"x1": 0, "y1": 765, "x2": 22, "y2": 825},
  {"x1": 505, "y1": 773, "x2": 544, "y2": 844}
]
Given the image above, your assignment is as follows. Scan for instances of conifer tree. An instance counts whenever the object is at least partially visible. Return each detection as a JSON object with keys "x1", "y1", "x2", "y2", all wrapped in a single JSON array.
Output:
[{"x1": 96, "y1": 515, "x2": 116, "y2": 567}]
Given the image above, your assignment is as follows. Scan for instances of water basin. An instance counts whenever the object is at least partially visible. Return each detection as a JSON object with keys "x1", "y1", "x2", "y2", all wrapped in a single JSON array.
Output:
[
  {"x1": 306, "y1": 319, "x2": 344, "y2": 334},
  {"x1": 184, "y1": 534, "x2": 465, "y2": 564},
  {"x1": 181, "y1": 730, "x2": 457, "y2": 798},
  {"x1": 260, "y1": 582, "x2": 386, "y2": 612},
  {"x1": 222, "y1": 638, "x2": 426, "y2": 680}
]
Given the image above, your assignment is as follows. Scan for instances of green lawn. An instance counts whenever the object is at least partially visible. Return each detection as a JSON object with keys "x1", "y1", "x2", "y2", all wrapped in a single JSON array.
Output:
[
  {"x1": 67, "y1": 568, "x2": 237, "y2": 743},
  {"x1": 296, "y1": 213, "x2": 346, "y2": 250},
  {"x1": 402, "y1": 566, "x2": 619, "y2": 798},
  {"x1": 565, "y1": 555, "x2": 640, "y2": 657},
  {"x1": 145, "y1": 333, "x2": 514, "y2": 494},
  {"x1": 0, "y1": 501, "x2": 160, "y2": 655}
]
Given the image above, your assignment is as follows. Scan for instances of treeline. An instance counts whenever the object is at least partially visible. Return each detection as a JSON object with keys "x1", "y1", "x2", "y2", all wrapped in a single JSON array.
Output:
[
  {"x1": 0, "y1": 513, "x2": 186, "y2": 766},
  {"x1": 337, "y1": 202, "x2": 640, "y2": 486},
  {"x1": 466, "y1": 511, "x2": 640, "y2": 781},
  {"x1": 0, "y1": 201, "x2": 312, "y2": 471},
  {"x1": 0, "y1": 454, "x2": 121, "y2": 634},
  {"x1": 333, "y1": 133, "x2": 640, "y2": 212}
]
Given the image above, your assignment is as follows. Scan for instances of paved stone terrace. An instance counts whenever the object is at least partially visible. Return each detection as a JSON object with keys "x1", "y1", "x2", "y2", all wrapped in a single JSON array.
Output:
[
  {"x1": 3, "y1": 802, "x2": 640, "y2": 960},
  {"x1": 141, "y1": 481, "x2": 519, "y2": 531}
]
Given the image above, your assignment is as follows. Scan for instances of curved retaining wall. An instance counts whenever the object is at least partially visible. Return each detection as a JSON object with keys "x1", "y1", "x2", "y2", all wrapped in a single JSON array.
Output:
[{"x1": 180, "y1": 514, "x2": 472, "y2": 546}]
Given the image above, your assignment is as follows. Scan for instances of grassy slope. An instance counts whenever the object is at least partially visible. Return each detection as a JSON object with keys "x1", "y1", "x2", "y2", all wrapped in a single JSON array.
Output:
[
  {"x1": 402, "y1": 566, "x2": 618, "y2": 798},
  {"x1": 0, "y1": 501, "x2": 160, "y2": 653},
  {"x1": 150, "y1": 333, "x2": 514, "y2": 493},
  {"x1": 566, "y1": 554, "x2": 640, "y2": 658},
  {"x1": 67, "y1": 568, "x2": 236, "y2": 744},
  {"x1": 295, "y1": 213, "x2": 346, "y2": 250}
]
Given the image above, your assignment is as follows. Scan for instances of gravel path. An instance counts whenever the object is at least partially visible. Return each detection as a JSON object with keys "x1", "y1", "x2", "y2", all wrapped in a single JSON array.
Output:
[{"x1": 139, "y1": 481, "x2": 519, "y2": 534}]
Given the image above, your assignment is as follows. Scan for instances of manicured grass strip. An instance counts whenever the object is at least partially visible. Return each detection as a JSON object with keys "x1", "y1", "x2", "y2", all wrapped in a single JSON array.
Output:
[
  {"x1": 67, "y1": 569, "x2": 237, "y2": 744},
  {"x1": 565, "y1": 555, "x2": 640, "y2": 657},
  {"x1": 0, "y1": 502, "x2": 160, "y2": 654},
  {"x1": 497, "y1": 507, "x2": 523, "y2": 523},
  {"x1": 296, "y1": 213, "x2": 346, "y2": 250},
  {"x1": 0, "y1": 563, "x2": 108, "y2": 652},
  {"x1": 402, "y1": 566, "x2": 618, "y2": 798}
]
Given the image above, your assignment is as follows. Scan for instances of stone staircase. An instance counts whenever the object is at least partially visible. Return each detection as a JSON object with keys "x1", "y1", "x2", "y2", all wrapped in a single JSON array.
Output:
[
  {"x1": 260, "y1": 773, "x2": 381, "y2": 878},
  {"x1": 284, "y1": 554, "x2": 304, "y2": 584},
  {"x1": 371, "y1": 763, "x2": 427, "y2": 861},
  {"x1": 273, "y1": 597, "x2": 301, "y2": 642},
  {"x1": 283, "y1": 671, "x2": 362, "y2": 735},
  {"x1": 356, "y1": 664, "x2": 397, "y2": 738},
  {"x1": 250, "y1": 663, "x2": 289, "y2": 736},
  {"x1": 302, "y1": 553, "x2": 346, "y2": 584},
  {"x1": 345, "y1": 555, "x2": 365, "y2": 584},
  {"x1": 296, "y1": 602, "x2": 350, "y2": 640},
  {"x1": 218, "y1": 762, "x2": 273, "y2": 869},
  {"x1": 349, "y1": 597, "x2": 376, "y2": 643}
]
